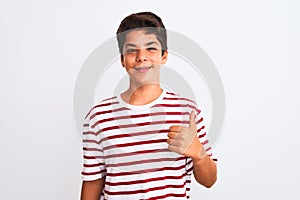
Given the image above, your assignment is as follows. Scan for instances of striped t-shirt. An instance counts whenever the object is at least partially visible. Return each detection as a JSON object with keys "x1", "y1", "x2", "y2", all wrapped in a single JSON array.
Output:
[{"x1": 81, "y1": 89, "x2": 214, "y2": 199}]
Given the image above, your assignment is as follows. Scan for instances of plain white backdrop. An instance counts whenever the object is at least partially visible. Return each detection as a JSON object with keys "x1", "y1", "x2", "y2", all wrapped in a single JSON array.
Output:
[{"x1": 1, "y1": 0, "x2": 299, "y2": 199}]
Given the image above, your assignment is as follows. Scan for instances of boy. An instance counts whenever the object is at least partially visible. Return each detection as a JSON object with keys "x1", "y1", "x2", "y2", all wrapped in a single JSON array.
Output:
[{"x1": 81, "y1": 12, "x2": 217, "y2": 200}]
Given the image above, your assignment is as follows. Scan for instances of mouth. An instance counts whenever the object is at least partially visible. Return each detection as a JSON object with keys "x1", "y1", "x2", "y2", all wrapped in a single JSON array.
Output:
[{"x1": 134, "y1": 66, "x2": 153, "y2": 73}]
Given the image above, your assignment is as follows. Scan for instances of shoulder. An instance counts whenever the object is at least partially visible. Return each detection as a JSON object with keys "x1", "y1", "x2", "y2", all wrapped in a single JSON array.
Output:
[
  {"x1": 162, "y1": 89, "x2": 200, "y2": 112},
  {"x1": 84, "y1": 95, "x2": 120, "y2": 120},
  {"x1": 163, "y1": 90, "x2": 197, "y2": 104}
]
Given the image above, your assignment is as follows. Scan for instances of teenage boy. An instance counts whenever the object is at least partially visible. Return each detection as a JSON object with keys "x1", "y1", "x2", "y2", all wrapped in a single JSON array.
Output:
[{"x1": 81, "y1": 12, "x2": 217, "y2": 200}]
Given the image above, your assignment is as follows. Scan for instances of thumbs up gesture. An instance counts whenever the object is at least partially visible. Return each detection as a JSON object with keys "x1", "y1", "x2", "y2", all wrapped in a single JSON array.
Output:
[{"x1": 167, "y1": 110, "x2": 207, "y2": 160}]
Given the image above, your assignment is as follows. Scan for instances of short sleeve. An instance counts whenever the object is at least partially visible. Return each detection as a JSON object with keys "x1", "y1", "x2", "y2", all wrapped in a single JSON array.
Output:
[
  {"x1": 185, "y1": 105, "x2": 218, "y2": 174},
  {"x1": 195, "y1": 107, "x2": 212, "y2": 154},
  {"x1": 81, "y1": 108, "x2": 106, "y2": 181}
]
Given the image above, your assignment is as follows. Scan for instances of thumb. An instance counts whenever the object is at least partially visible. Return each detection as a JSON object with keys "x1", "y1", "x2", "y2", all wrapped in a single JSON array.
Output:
[{"x1": 189, "y1": 110, "x2": 197, "y2": 131}]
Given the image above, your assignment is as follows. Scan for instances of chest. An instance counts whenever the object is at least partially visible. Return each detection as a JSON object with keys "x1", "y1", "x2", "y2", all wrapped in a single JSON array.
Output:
[{"x1": 96, "y1": 107, "x2": 190, "y2": 172}]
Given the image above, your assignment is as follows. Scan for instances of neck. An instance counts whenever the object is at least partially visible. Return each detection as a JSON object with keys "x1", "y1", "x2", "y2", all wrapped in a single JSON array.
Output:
[{"x1": 121, "y1": 84, "x2": 163, "y2": 105}]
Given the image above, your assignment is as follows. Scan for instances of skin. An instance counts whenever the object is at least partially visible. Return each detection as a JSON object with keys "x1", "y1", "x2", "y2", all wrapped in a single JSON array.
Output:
[
  {"x1": 167, "y1": 110, "x2": 217, "y2": 188},
  {"x1": 81, "y1": 30, "x2": 217, "y2": 199},
  {"x1": 120, "y1": 30, "x2": 168, "y2": 104},
  {"x1": 81, "y1": 179, "x2": 104, "y2": 200}
]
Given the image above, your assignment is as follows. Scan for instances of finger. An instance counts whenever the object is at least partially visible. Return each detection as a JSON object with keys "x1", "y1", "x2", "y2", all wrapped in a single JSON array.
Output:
[
  {"x1": 167, "y1": 139, "x2": 174, "y2": 145},
  {"x1": 168, "y1": 144, "x2": 178, "y2": 153},
  {"x1": 166, "y1": 138, "x2": 171, "y2": 144},
  {"x1": 169, "y1": 125, "x2": 181, "y2": 132},
  {"x1": 189, "y1": 110, "x2": 197, "y2": 131},
  {"x1": 167, "y1": 131, "x2": 177, "y2": 139},
  {"x1": 167, "y1": 138, "x2": 179, "y2": 146}
]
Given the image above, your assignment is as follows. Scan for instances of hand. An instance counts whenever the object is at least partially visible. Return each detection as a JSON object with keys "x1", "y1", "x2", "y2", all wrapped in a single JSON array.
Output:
[{"x1": 167, "y1": 110, "x2": 207, "y2": 160}]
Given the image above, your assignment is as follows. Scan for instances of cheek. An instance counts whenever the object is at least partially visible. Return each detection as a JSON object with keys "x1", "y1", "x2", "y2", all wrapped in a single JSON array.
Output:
[
  {"x1": 123, "y1": 55, "x2": 135, "y2": 64},
  {"x1": 149, "y1": 53, "x2": 164, "y2": 62}
]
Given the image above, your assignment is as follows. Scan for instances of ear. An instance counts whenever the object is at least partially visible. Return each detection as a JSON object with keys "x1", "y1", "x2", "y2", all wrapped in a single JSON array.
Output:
[
  {"x1": 120, "y1": 55, "x2": 125, "y2": 67},
  {"x1": 161, "y1": 50, "x2": 168, "y2": 65}
]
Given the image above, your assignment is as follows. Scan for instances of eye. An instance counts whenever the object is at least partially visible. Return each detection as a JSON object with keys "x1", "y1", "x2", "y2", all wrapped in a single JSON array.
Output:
[
  {"x1": 147, "y1": 47, "x2": 157, "y2": 52},
  {"x1": 125, "y1": 49, "x2": 137, "y2": 53}
]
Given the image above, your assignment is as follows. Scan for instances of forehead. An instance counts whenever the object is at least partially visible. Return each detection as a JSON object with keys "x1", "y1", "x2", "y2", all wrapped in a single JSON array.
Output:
[{"x1": 124, "y1": 30, "x2": 161, "y2": 47}]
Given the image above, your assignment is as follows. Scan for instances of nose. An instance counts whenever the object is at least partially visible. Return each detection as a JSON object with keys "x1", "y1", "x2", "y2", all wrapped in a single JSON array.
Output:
[{"x1": 136, "y1": 49, "x2": 148, "y2": 62}]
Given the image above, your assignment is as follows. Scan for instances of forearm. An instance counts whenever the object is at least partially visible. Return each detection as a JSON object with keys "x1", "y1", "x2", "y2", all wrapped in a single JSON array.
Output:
[
  {"x1": 192, "y1": 154, "x2": 217, "y2": 188},
  {"x1": 81, "y1": 178, "x2": 105, "y2": 200}
]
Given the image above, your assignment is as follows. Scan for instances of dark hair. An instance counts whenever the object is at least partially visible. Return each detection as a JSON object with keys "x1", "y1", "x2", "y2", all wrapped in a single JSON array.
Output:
[{"x1": 116, "y1": 12, "x2": 168, "y2": 56}]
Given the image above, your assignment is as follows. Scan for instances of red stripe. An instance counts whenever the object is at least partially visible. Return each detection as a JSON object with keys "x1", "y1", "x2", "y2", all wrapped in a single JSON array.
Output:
[
  {"x1": 84, "y1": 105, "x2": 97, "y2": 119},
  {"x1": 153, "y1": 104, "x2": 197, "y2": 110},
  {"x1": 107, "y1": 157, "x2": 185, "y2": 168},
  {"x1": 196, "y1": 117, "x2": 203, "y2": 124},
  {"x1": 146, "y1": 192, "x2": 187, "y2": 200},
  {"x1": 103, "y1": 138, "x2": 166, "y2": 150},
  {"x1": 90, "y1": 107, "x2": 130, "y2": 120},
  {"x1": 198, "y1": 132, "x2": 206, "y2": 138},
  {"x1": 99, "y1": 120, "x2": 189, "y2": 134},
  {"x1": 84, "y1": 149, "x2": 173, "y2": 160},
  {"x1": 185, "y1": 158, "x2": 194, "y2": 174},
  {"x1": 82, "y1": 131, "x2": 96, "y2": 135},
  {"x1": 197, "y1": 125, "x2": 205, "y2": 133},
  {"x1": 84, "y1": 98, "x2": 117, "y2": 119},
  {"x1": 94, "y1": 101, "x2": 119, "y2": 109},
  {"x1": 99, "y1": 129, "x2": 169, "y2": 143},
  {"x1": 104, "y1": 148, "x2": 170, "y2": 159},
  {"x1": 83, "y1": 163, "x2": 104, "y2": 167},
  {"x1": 205, "y1": 146, "x2": 212, "y2": 152},
  {"x1": 106, "y1": 164, "x2": 187, "y2": 176},
  {"x1": 81, "y1": 169, "x2": 106, "y2": 176},
  {"x1": 105, "y1": 172, "x2": 187, "y2": 186},
  {"x1": 186, "y1": 165, "x2": 193, "y2": 174},
  {"x1": 91, "y1": 111, "x2": 190, "y2": 128},
  {"x1": 83, "y1": 155, "x2": 104, "y2": 159},
  {"x1": 163, "y1": 97, "x2": 196, "y2": 104},
  {"x1": 186, "y1": 158, "x2": 193, "y2": 166},
  {"x1": 83, "y1": 128, "x2": 168, "y2": 138},
  {"x1": 83, "y1": 149, "x2": 173, "y2": 164},
  {"x1": 83, "y1": 147, "x2": 103, "y2": 152},
  {"x1": 104, "y1": 182, "x2": 186, "y2": 195},
  {"x1": 101, "y1": 96, "x2": 117, "y2": 102},
  {"x1": 166, "y1": 91, "x2": 176, "y2": 96},
  {"x1": 84, "y1": 107, "x2": 94, "y2": 119},
  {"x1": 202, "y1": 139, "x2": 209, "y2": 146},
  {"x1": 82, "y1": 139, "x2": 100, "y2": 145}
]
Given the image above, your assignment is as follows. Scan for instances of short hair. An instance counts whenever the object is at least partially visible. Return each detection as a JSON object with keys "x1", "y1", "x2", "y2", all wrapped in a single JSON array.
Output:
[{"x1": 116, "y1": 12, "x2": 168, "y2": 56}]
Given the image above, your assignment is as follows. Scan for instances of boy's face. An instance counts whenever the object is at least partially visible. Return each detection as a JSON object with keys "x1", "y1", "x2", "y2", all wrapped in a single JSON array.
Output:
[{"x1": 121, "y1": 30, "x2": 168, "y2": 86}]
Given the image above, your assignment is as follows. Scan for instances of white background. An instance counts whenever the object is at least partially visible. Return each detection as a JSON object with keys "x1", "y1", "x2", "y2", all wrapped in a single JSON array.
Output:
[{"x1": 1, "y1": 0, "x2": 299, "y2": 199}]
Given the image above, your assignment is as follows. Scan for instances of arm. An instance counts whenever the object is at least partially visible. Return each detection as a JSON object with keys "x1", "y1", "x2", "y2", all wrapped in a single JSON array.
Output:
[
  {"x1": 81, "y1": 178, "x2": 105, "y2": 200},
  {"x1": 167, "y1": 110, "x2": 217, "y2": 188},
  {"x1": 191, "y1": 146, "x2": 217, "y2": 188}
]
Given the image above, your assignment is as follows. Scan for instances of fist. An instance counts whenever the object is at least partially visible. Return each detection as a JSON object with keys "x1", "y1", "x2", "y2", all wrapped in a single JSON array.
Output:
[{"x1": 167, "y1": 110, "x2": 207, "y2": 160}]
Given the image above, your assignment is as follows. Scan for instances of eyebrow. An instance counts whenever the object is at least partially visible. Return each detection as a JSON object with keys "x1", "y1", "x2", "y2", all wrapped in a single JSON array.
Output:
[
  {"x1": 145, "y1": 41, "x2": 159, "y2": 46},
  {"x1": 124, "y1": 41, "x2": 159, "y2": 48}
]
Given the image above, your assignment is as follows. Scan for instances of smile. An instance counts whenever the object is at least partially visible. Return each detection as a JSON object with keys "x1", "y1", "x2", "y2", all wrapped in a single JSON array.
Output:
[{"x1": 134, "y1": 66, "x2": 152, "y2": 73}]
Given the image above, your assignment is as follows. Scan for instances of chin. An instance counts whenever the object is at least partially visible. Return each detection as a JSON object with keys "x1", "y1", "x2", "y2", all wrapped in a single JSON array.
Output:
[{"x1": 133, "y1": 79, "x2": 159, "y2": 87}]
